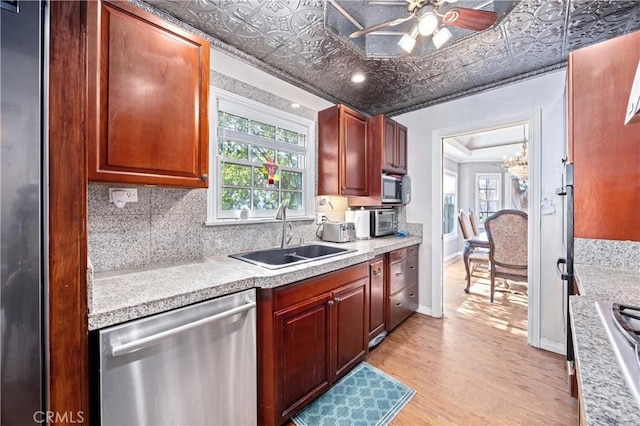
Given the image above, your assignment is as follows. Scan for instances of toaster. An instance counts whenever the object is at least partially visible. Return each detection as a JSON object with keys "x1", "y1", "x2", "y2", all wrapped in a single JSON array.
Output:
[{"x1": 321, "y1": 222, "x2": 356, "y2": 243}]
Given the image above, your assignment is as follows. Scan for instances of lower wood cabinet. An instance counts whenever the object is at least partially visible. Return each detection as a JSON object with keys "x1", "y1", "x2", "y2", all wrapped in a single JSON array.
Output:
[
  {"x1": 258, "y1": 264, "x2": 369, "y2": 426},
  {"x1": 387, "y1": 245, "x2": 419, "y2": 331}
]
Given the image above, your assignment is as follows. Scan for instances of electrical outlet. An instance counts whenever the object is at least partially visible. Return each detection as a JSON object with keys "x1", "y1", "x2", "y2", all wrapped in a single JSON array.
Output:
[
  {"x1": 316, "y1": 212, "x2": 326, "y2": 225},
  {"x1": 109, "y1": 188, "x2": 138, "y2": 203}
]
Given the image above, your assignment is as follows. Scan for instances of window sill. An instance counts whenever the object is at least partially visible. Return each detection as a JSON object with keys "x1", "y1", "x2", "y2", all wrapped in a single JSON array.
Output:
[{"x1": 204, "y1": 216, "x2": 315, "y2": 227}]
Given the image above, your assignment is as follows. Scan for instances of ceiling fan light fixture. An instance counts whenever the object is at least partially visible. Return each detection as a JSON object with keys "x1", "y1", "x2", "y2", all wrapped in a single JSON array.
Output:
[
  {"x1": 418, "y1": 12, "x2": 439, "y2": 36},
  {"x1": 432, "y1": 27, "x2": 452, "y2": 49},
  {"x1": 398, "y1": 25, "x2": 419, "y2": 53}
]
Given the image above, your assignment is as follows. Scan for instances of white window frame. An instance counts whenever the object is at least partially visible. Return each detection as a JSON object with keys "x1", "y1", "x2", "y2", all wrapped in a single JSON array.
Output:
[
  {"x1": 443, "y1": 169, "x2": 458, "y2": 242},
  {"x1": 475, "y1": 172, "x2": 502, "y2": 227},
  {"x1": 206, "y1": 88, "x2": 316, "y2": 225}
]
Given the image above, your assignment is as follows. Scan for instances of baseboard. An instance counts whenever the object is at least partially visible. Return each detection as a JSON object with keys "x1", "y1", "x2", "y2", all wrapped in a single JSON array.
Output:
[
  {"x1": 444, "y1": 252, "x2": 462, "y2": 263},
  {"x1": 539, "y1": 338, "x2": 565, "y2": 355},
  {"x1": 416, "y1": 304, "x2": 438, "y2": 317}
]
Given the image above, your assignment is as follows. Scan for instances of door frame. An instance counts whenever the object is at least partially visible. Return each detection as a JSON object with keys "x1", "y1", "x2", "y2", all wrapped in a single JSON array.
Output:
[{"x1": 430, "y1": 109, "x2": 542, "y2": 348}]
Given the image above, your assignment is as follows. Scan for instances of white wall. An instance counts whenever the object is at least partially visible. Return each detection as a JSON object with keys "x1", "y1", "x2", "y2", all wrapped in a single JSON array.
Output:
[{"x1": 396, "y1": 70, "x2": 568, "y2": 351}]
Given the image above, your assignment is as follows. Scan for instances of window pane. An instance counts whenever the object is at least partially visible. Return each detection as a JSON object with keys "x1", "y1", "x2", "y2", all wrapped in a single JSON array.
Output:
[
  {"x1": 281, "y1": 170, "x2": 302, "y2": 190},
  {"x1": 254, "y1": 166, "x2": 280, "y2": 188},
  {"x1": 251, "y1": 146, "x2": 276, "y2": 163},
  {"x1": 253, "y1": 189, "x2": 279, "y2": 210},
  {"x1": 222, "y1": 163, "x2": 251, "y2": 186},
  {"x1": 218, "y1": 139, "x2": 249, "y2": 159},
  {"x1": 277, "y1": 152, "x2": 304, "y2": 168},
  {"x1": 478, "y1": 179, "x2": 488, "y2": 189},
  {"x1": 249, "y1": 121, "x2": 276, "y2": 139},
  {"x1": 488, "y1": 201, "x2": 498, "y2": 212},
  {"x1": 219, "y1": 112, "x2": 248, "y2": 133},
  {"x1": 221, "y1": 188, "x2": 250, "y2": 210},
  {"x1": 282, "y1": 191, "x2": 303, "y2": 210},
  {"x1": 487, "y1": 179, "x2": 497, "y2": 190},
  {"x1": 486, "y1": 189, "x2": 498, "y2": 200}
]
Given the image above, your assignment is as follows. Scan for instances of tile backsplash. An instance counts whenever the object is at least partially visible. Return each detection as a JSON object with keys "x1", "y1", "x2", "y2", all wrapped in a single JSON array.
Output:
[{"x1": 87, "y1": 185, "x2": 418, "y2": 273}]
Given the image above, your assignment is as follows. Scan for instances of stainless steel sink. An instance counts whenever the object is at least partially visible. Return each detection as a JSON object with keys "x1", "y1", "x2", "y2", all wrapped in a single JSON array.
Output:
[{"x1": 229, "y1": 244, "x2": 355, "y2": 269}]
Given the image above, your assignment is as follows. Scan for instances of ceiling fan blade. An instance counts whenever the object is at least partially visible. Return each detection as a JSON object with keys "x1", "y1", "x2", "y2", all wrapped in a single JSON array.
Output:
[
  {"x1": 442, "y1": 8, "x2": 497, "y2": 31},
  {"x1": 349, "y1": 13, "x2": 416, "y2": 38}
]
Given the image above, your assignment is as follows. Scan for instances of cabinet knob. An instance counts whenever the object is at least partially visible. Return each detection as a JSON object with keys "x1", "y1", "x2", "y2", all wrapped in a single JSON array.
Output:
[
  {"x1": 395, "y1": 272, "x2": 402, "y2": 277},
  {"x1": 373, "y1": 268, "x2": 381, "y2": 276},
  {"x1": 328, "y1": 300, "x2": 334, "y2": 307},
  {"x1": 201, "y1": 173, "x2": 208, "y2": 182},
  {"x1": 334, "y1": 297, "x2": 341, "y2": 304}
]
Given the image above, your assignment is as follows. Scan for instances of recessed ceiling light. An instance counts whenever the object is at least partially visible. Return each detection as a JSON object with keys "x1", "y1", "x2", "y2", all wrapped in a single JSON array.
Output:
[
  {"x1": 291, "y1": 103, "x2": 300, "y2": 108},
  {"x1": 351, "y1": 73, "x2": 366, "y2": 83}
]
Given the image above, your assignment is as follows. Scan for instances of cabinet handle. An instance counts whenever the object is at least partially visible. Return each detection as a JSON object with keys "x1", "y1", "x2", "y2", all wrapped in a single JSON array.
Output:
[
  {"x1": 328, "y1": 300, "x2": 334, "y2": 307},
  {"x1": 396, "y1": 302, "x2": 402, "y2": 307},
  {"x1": 395, "y1": 272, "x2": 402, "y2": 277},
  {"x1": 373, "y1": 269, "x2": 381, "y2": 276},
  {"x1": 201, "y1": 173, "x2": 208, "y2": 182},
  {"x1": 410, "y1": 293, "x2": 416, "y2": 298},
  {"x1": 409, "y1": 266, "x2": 415, "y2": 270}
]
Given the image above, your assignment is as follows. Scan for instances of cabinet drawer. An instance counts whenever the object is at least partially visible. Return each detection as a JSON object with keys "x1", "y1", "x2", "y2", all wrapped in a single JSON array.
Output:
[
  {"x1": 388, "y1": 282, "x2": 418, "y2": 331},
  {"x1": 389, "y1": 245, "x2": 418, "y2": 264},
  {"x1": 389, "y1": 256, "x2": 418, "y2": 294}
]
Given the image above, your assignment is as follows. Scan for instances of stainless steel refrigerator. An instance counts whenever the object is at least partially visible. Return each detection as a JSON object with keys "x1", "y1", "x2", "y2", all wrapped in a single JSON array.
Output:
[{"x1": 1, "y1": 0, "x2": 47, "y2": 423}]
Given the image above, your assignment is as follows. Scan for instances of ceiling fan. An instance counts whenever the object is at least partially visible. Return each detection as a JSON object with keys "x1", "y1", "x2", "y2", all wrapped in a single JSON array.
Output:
[{"x1": 349, "y1": 0, "x2": 498, "y2": 53}]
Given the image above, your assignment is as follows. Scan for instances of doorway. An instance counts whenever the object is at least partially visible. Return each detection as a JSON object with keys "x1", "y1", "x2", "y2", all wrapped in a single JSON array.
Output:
[
  {"x1": 430, "y1": 110, "x2": 542, "y2": 347},
  {"x1": 441, "y1": 124, "x2": 531, "y2": 340}
]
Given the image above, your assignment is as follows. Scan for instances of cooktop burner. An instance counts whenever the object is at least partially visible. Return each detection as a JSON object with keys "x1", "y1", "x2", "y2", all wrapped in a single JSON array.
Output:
[{"x1": 596, "y1": 301, "x2": 640, "y2": 409}]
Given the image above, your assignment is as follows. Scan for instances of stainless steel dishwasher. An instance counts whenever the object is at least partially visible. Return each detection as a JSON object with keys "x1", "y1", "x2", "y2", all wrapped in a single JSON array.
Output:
[{"x1": 98, "y1": 289, "x2": 256, "y2": 425}]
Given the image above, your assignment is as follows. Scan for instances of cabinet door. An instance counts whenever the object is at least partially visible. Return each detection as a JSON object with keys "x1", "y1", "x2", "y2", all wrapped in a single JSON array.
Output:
[
  {"x1": 381, "y1": 116, "x2": 397, "y2": 173},
  {"x1": 395, "y1": 123, "x2": 408, "y2": 174},
  {"x1": 333, "y1": 278, "x2": 368, "y2": 380},
  {"x1": 569, "y1": 31, "x2": 640, "y2": 241},
  {"x1": 340, "y1": 109, "x2": 368, "y2": 196},
  {"x1": 87, "y1": 1, "x2": 210, "y2": 188},
  {"x1": 369, "y1": 258, "x2": 386, "y2": 340},
  {"x1": 275, "y1": 293, "x2": 333, "y2": 420}
]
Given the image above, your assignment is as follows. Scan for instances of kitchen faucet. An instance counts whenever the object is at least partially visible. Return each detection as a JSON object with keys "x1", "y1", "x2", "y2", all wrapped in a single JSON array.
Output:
[{"x1": 275, "y1": 202, "x2": 292, "y2": 248}]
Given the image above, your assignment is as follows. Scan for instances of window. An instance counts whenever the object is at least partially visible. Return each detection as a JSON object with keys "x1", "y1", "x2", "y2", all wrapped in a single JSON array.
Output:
[
  {"x1": 443, "y1": 170, "x2": 457, "y2": 241},
  {"x1": 207, "y1": 89, "x2": 315, "y2": 223},
  {"x1": 476, "y1": 173, "x2": 501, "y2": 223}
]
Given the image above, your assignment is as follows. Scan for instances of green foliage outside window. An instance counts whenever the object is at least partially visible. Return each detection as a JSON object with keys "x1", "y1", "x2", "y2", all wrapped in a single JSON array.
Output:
[{"x1": 218, "y1": 112, "x2": 305, "y2": 214}]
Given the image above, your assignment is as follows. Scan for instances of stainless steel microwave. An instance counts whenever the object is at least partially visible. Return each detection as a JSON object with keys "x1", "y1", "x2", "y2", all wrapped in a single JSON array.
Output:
[
  {"x1": 381, "y1": 174, "x2": 402, "y2": 203},
  {"x1": 370, "y1": 209, "x2": 398, "y2": 237}
]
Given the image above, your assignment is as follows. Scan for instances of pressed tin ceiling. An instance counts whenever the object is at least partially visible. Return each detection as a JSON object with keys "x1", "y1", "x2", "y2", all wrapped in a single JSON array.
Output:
[{"x1": 144, "y1": 0, "x2": 640, "y2": 116}]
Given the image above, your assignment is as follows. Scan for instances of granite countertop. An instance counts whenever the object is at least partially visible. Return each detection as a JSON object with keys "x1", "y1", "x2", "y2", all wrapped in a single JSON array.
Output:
[
  {"x1": 570, "y1": 263, "x2": 640, "y2": 424},
  {"x1": 89, "y1": 236, "x2": 422, "y2": 330}
]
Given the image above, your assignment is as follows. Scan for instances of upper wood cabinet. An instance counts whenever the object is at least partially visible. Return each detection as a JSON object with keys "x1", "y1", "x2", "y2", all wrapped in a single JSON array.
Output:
[
  {"x1": 318, "y1": 105, "x2": 369, "y2": 196},
  {"x1": 379, "y1": 115, "x2": 408, "y2": 175},
  {"x1": 569, "y1": 30, "x2": 640, "y2": 241},
  {"x1": 87, "y1": 1, "x2": 210, "y2": 188}
]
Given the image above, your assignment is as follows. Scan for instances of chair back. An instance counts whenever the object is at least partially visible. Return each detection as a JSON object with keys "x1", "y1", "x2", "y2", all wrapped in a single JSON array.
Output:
[
  {"x1": 457, "y1": 209, "x2": 473, "y2": 240},
  {"x1": 485, "y1": 210, "x2": 528, "y2": 268},
  {"x1": 468, "y1": 208, "x2": 480, "y2": 236}
]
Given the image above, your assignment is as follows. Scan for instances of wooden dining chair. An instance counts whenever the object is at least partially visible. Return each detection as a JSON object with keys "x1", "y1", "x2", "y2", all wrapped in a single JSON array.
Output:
[
  {"x1": 468, "y1": 208, "x2": 480, "y2": 236},
  {"x1": 457, "y1": 209, "x2": 489, "y2": 292},
  {"x1": 484, "y1": 210, "x2": 528, "y2": 303}
]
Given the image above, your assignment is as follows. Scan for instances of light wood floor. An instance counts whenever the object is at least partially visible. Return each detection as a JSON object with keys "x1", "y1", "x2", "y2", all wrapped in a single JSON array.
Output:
[{"x1": 366, "y1": 258, "x2": 579, "y2": 425}]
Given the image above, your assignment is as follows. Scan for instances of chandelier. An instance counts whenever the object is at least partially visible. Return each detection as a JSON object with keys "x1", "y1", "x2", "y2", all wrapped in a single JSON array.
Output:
[{"x1": 503, "y1": 143, "x2": 528, "y2": 189}]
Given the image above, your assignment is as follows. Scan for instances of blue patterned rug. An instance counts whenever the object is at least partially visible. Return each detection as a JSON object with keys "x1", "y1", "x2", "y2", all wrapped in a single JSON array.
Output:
[{"x1": 293, "y1": 362, "x2": 416, "y2": 426}]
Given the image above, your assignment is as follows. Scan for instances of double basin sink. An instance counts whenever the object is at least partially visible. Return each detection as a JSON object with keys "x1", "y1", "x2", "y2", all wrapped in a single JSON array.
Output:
[{"x1": 230, "y1": 244, "x2": 355, "y2": 269}]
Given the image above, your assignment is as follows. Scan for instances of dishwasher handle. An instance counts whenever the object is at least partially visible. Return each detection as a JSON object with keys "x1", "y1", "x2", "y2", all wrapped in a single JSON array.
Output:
[{"x1": 111, "y1": 301, "x2": 256, "y2": 357}]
